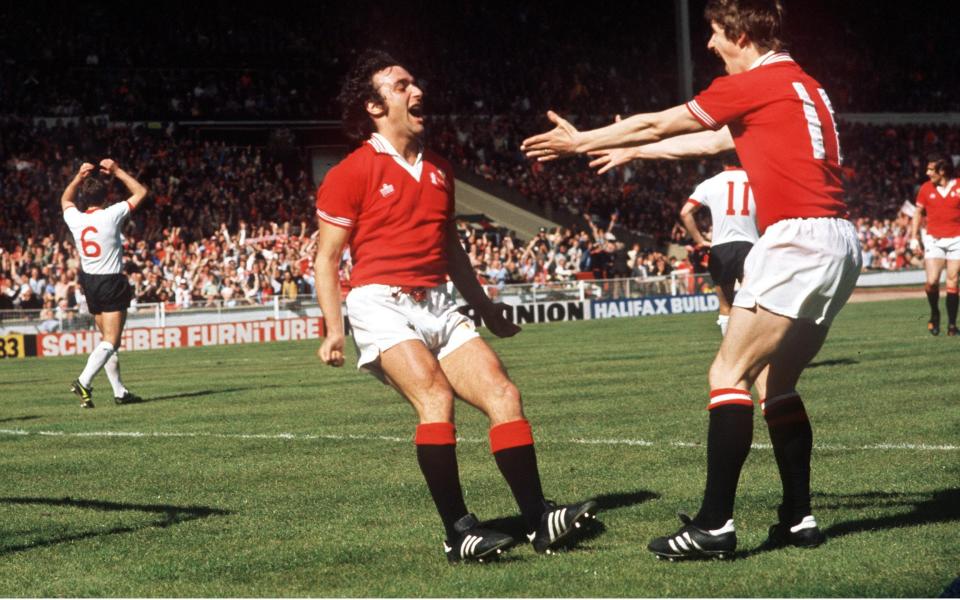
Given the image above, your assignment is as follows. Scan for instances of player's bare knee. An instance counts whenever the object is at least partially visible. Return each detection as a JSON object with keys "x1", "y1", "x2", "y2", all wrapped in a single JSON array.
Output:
[
  {"x1": 708, "y1": 356, "x2": 736, "y2": 388},
  {"x1": 416, "y1": 390, "x2": 455, "y2": 423},
  {"x1": 485, "y1": 380, "x2": 524, "y2": 423},
  {"x1": 708, "y1": 356, "x2": 759, "y2": 390}
]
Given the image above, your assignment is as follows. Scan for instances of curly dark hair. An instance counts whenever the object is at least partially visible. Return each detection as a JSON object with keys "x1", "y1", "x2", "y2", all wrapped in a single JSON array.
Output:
[
  {"x1": 78, "y1": 173, "x2": 108, "y2": 208},
  {"x1": 338, "y1": 49, "x2": 401, "y2": 143},
  {"x1": 705, "y1": 0, "x2": 786, "y2": 53},
  {"x1": 927, "y1": 153, "x2": 953, "y2": 177}
]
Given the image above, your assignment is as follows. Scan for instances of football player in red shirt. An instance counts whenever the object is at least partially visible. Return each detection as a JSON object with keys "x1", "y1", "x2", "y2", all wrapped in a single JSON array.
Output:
[
  {"x1": 910, "y1": 155, "x2": 960, "y2": 336},
  {"x1": 523, "y1": 0, "x2": 862, "y2": 560},
  {"x1": 314, "y1": 50, "x2": 597, "y2": 564}
]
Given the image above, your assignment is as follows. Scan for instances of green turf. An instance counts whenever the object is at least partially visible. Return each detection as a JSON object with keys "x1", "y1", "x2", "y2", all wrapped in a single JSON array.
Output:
[{"x1": 0, "y1": 298, "x2": 957, "y2": 597}]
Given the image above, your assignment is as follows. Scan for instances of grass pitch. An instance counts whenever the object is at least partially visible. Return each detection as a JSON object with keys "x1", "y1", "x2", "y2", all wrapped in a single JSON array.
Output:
[{"x1": 0, "y1": 298, "x2": 957, "y2": 597}]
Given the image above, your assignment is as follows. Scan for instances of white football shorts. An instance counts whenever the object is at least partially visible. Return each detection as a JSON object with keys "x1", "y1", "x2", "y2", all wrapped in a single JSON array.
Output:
[
  {"x1": 921, "y1": 233, "x2": 960, "y2": 260},
  {"x1": 345, "y1": 283, "x2": 480, "y2": 381},
  {"x1": 733, "y1": 217, "x2": 862, "y2": 326}
]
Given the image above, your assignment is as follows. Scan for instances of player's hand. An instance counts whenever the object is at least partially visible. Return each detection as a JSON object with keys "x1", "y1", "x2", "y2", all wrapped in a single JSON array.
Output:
[
  {"x1": 318, "y1": 333, "x2": 345, "y2": 367},
  {"x1": 75, "y1": 162, "x2": 96, "y2": 181},
  {"x1": 480, "y1": 302, "x2": 521, "y2": 338},
  {"x1": 909, "y1": 237, "x2": 921, "y2": 252},
  {"x1": 521, "y1": 111, "x2": 581, "y2": 162},
  {"x1": 587, "y1": 147, "x2": 636, "y2": 174},
  {"x1": 99, "y1": 158, "x2": 118, "y2": 175}
]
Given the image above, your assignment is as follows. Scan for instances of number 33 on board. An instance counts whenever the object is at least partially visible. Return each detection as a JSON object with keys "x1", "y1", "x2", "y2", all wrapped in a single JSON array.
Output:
[{"x1": 0, "y1": 334, "x2": 25, "y2": 359}]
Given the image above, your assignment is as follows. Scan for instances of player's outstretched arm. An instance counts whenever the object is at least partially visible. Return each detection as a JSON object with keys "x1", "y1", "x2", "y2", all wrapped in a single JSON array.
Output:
[
  {"x1": 588, "y1": 127, "x2": 735, "y2": 174},
  {"x1": 314, "y1": 221, "x2": 350, "y2": 367},
  {"x1": 444, "y1": 222, "x2": 520, "y2": 338},
  {"x1": 60, "y1": 162, "x2": 96, "y2": 212},
  {"x1": 522, "y1": 105, "x2": 705, "y2": 162},
  {"x1": 100, "y1": 159, "x2": 149, "y2": 210}
]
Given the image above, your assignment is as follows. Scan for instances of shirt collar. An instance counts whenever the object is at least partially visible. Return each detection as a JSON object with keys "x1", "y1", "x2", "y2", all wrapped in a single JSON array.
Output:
[
  {"x1": 749, "y1": 50, "x2": 793, "y2": 70},
  {"x1": 368, "y1": 133, "x2": 423, "y2": 167}
]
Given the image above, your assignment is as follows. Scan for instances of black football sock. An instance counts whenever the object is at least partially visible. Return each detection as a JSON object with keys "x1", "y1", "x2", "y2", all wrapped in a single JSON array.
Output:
[
  {"x1": 946, "y1": 289, "x2": 958, "y2": 326},
  {"x1": 694, "y1": 389, "x2": 754, "y2": 530},
  {"x1": 490, "y1": 419, "x2": 548, "y2": 532},
  {"x1": 415, "y1": 423, "x2": 469, "y2": 540},
  {"x1": 926, "y1": 283, "x2": 941, "y2": 320},
  {"x1": 763, "y1": 393, "x2": 813, "y2": 526}
]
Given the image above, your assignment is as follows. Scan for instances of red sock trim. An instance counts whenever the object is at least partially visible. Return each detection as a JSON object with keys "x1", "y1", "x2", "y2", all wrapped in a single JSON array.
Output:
[
  {"x1": 926, "y1": 283, "x2": 940, "y2": 294},
  {"x1": 415, "y1": 422, "x2": 456, "y2": 446},
  {"x1": 760, "y1": 392, "x2": 801, "y2": 416},
  {"x1": 489, "y1": 419, "x2": 534, "y2": 453},
  {"x1": 762, "y1": 394, "x2": 808, "y2": 426},
  {"x1": 708, "y1": 387, "x2": 753, "y2": 410},
  {"x1": 947, "y1": 288, "x2": 958, "y2": 295}
]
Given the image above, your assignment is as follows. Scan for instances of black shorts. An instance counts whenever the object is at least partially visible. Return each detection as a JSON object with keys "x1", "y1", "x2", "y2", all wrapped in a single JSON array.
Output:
[
  {"x1": 707, "y1": 241, "x2": 753, "y2": 286},
  {"x1": 79, "y1": 271, "x2": 132, "y2": 314}
]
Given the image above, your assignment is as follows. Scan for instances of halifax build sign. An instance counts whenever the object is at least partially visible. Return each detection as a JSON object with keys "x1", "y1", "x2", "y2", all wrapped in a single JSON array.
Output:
[{"x1": 457, "y1": 293, "x2": 719, "y2": 326}]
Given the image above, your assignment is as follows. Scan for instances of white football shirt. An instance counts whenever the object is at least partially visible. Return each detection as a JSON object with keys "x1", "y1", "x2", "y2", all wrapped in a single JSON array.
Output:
[
  {"x1": 687, "y1": 168, "x2": 759, "y2": 246},
  {"x1": 63, "y1": 202, "x2": 131, "y2": 275}
]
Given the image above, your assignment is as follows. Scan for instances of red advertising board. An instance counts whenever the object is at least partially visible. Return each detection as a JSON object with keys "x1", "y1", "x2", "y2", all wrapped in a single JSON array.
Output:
[{"x1": 37, "y1": 317, "x2": 325, "y2": 357}]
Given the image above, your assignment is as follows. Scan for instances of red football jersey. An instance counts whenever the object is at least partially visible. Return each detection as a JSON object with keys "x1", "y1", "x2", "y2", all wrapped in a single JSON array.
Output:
[
  {"x1": 686, "y1": 53, "x2": 846, "y2": 232},
  {"x1": 916, "y1": 179, "x2": 960, "y2": 238},
  {"x1": 316, "y1": 135, "x2": 453, "y2": 288}
]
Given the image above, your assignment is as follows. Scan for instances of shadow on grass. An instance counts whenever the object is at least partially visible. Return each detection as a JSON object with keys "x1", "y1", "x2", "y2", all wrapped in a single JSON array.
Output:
[
  {"x1": 0, "y1": 496, "x2": 231, "y2": 555},
  {"x1": 807, "y1": 358, "x2": 859, "y2": 368},
  {"x1": 593, "y1": 490, "x2": 659, "y2": 511},
  {"x1": 481, "y1": 490, "x2": 657, "y2": 552},
  {"x1": 144, "y1": 384, "x2": 283, "y2": 403},
  {"x1": 742, "y1": 487, "x2": 960, "y2": 558},
  {"x1": 821, "y1": 488, "x2": 960, "y2": 538},
  {"x1": 0, "y1": 415, "x2": 41, "y2": 424}
]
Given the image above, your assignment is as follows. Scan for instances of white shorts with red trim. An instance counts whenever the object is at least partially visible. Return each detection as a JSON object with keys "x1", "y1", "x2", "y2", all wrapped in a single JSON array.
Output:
[
  {"x1": 921, "y1": 233, "x2": 960, "y2": 261},
  {"x1": 345, "y1": 283, "x2": 480, "y2": 381},
  {"x1": 733, "y1": 217, "x2": 862, "y2": 326}
]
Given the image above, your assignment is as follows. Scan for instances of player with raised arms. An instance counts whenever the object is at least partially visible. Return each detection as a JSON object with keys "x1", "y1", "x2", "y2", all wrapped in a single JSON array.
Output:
[
  {"x1": 313, "y1": 50, "x2": 598, "y2": 564},
  {"x1": 523, "y1": 0, "x2": 861, "y2": 559},
  {"x1": 62, "y1": 159, "x2": 148, "y2": 408},
  {"x1": 680, "y1": 156, "x2": 759, "y2": 336}
]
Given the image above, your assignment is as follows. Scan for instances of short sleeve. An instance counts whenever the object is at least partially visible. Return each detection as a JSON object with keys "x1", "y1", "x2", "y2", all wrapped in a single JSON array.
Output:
[
  {"x1": 686, "y1": 75, "x2": 752, "y2": 131},
  {"x1": 109, "y1": 201, "x2": 131, "y2": 225},
  {"x1": 315, "y1": 161, "x2": 364, "y2": 230},
  {"x1": 688, "y1": 180, "x2": 710, "y2": 206},
  {"x1": 915, "y1": 185, "x2": 928, "y2": 209},
  {"x1": 62, "y1": 205, "x2": 80, "y2": 227},
  {"x1": 432, "y1": 154, "x2": 456, "y2": 220}
]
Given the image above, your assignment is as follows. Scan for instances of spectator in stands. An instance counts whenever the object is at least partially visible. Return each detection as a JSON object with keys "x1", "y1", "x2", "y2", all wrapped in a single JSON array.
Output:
[{"x1": 17, "y1": 286, "x2": 43, "y2": 313}]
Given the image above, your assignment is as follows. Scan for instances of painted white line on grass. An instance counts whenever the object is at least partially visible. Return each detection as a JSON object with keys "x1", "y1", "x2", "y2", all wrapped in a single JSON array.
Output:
[
  {"x1": 570, "y1": 437, "x2": 960, "y2": 452},
  {"x1": 0, "y1": 428, "x2": 407, "y2": 443},
  {"x1": 1, "y1": 428, "x2": 956, "y2": 452}
]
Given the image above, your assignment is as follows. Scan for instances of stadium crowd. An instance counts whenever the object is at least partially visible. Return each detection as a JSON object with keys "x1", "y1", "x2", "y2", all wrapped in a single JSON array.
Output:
[
  {"x1": 1, "y1": 115, "x2": 956, "y2": 324},
  {"x1": 0, "y1": 119, "x2": 318, "y2": 323}
]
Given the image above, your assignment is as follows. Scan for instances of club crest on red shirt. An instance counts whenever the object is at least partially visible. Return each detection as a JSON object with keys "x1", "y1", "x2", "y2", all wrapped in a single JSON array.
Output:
[{"x1": 429, "y1": 169, "x2": 447, "y2": 189}]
